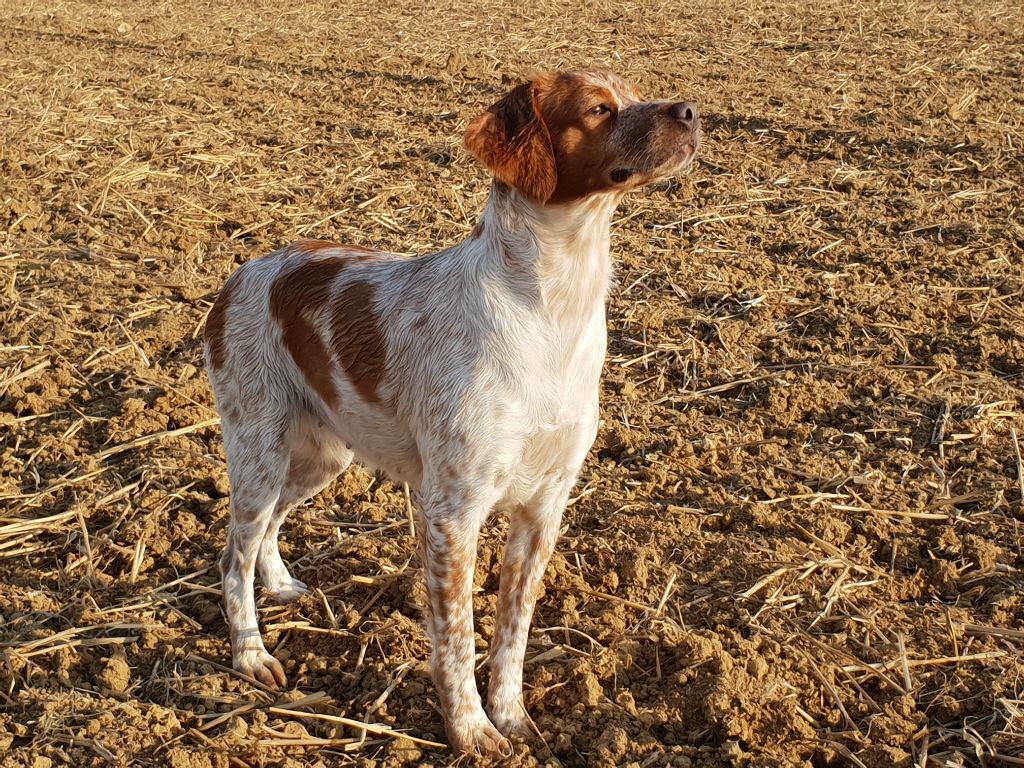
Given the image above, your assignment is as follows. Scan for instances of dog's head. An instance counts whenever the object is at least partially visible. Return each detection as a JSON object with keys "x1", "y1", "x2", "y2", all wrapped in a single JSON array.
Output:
[{"x1": 465, "y1": 69, "x2": 699, "y2": 205}]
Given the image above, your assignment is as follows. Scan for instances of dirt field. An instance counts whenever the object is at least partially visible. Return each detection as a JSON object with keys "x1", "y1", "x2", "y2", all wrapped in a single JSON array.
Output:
[{"x1": 2, "y1": 0, "x2": 1022, "y2": 765}]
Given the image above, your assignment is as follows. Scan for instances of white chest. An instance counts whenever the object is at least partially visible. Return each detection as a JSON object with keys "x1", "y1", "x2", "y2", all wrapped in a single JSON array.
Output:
[{"x1": 482, "y1": 307, "x2": 605, "y2": 508}]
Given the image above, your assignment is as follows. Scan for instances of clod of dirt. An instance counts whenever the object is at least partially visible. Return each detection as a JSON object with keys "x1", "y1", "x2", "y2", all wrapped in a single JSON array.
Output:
[{"x1": 97, "y1": 656, "x2": 132, "y2": 694}]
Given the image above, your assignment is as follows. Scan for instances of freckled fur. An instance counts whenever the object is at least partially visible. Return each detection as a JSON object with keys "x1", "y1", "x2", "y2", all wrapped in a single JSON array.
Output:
[{"x1": 202, "y1": 69, "x2": 699, "y2": 758}]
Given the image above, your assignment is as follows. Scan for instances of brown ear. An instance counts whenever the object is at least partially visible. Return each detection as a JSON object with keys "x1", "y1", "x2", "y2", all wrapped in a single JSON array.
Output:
[{"x1": 464, "y1": 78, "x2": 557, "y2": 204}]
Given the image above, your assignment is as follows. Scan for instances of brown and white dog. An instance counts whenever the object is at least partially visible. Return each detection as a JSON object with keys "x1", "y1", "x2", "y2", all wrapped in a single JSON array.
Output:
[{"x1": 203, "y1": 69, "x2": 699, "y2": 757}]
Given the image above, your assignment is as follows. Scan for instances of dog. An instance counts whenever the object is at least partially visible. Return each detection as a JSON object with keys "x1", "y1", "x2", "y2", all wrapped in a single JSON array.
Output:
[{"x1": 202, "y1": 69, "x2": 699, "y2": 757}]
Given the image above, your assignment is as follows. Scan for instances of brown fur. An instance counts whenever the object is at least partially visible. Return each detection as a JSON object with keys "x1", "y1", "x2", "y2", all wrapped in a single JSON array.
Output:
[
  {"x1": 289, "y1": 239, "x2": 342, "y2": 254},
  {"x1": 289, "y1": 239, "x2": 383, "y2": 257},
  {"x1": 464, "y1": 80, "x2": 558, "y2": 204},
  {"x1": 465, "y1": 71, "x2": 658, "y2": 205},
  {"x1": 541, "y1": 73, "x2": 634, "y2": 203},
  {"x1": 269, "y1": 259, "x2": 347, "y2": 408},
  {"x1": 204, "y1": 274, "x2": 240, "y2": 371},
  {"x1": 330, "y1": 280, "x2": 387, "y2": 404}
]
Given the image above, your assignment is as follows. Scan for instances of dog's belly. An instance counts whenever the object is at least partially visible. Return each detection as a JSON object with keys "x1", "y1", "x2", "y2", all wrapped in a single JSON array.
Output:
[{"x1": 329, "y1": 409, "x2": 424, "y2": 487}]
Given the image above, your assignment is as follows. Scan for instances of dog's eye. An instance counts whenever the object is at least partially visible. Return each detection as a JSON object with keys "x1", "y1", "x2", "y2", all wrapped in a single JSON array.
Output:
[{"x1": 590, "y1": 104, "x2": 612, "y2": 116}]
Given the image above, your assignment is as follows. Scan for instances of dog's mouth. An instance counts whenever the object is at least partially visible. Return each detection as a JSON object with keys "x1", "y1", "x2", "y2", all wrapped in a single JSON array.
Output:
[{"x1": 609, "y1": 138, "x2": 699, "y2": 188}]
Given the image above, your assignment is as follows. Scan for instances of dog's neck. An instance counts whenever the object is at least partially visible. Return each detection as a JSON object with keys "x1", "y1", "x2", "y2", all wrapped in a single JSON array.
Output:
[{"x1": 472, "y1": 182, "x2": 622, "y2": 320}]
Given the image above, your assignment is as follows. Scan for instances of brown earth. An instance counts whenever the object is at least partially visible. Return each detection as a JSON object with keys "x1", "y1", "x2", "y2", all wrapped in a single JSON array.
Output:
[{"x1": 1, "y1": 0, "x2": 1023, "y2": 766}]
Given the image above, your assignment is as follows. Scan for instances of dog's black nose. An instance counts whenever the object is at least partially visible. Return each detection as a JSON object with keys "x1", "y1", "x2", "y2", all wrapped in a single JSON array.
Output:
[{"x1": 668, "y1": 101, "x2": 698, "y2": 130}]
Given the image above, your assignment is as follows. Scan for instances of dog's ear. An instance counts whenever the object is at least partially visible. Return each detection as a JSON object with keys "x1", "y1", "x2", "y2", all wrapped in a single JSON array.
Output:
[{"x1": 464, "y1": 77, "x2": 557, "y2": 204}]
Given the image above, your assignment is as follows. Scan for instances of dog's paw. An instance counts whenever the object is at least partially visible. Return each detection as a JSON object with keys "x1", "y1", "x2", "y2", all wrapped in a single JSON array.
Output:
[
  {"x1": 449, "y1": 713, "x2": 513, "y2": 759},
  {"x1": 491, "y1": 713, "x2": 534, "y2": 742},
  {"x1": 488, "y1": 692, "x2": 535, "y2": 743},
  {"x1": 234, "y1": 647, "x2": 288, "y2": 688},
  {"x1": 264, "y1": 574, "x2": 308, "y2": 603}
]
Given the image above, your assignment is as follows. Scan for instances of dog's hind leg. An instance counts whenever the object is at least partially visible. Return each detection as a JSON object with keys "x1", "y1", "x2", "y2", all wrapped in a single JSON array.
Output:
[
  {"x1": 258, "y1": 422, "x2": 353, "y2": 602},
  {"x1": 219, "y1": 412, "x2": 291, "y2": 688}
]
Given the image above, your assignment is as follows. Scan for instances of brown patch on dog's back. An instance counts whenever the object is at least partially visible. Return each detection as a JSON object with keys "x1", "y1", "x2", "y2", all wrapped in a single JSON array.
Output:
[
  {"x1": 330, "y1": 280, "x2": 387, "y2": 404},
  {"x1": 291, "y1": 239, "x2": 339, "y2": 253},
  {"x1": 204, "y1": 273, "x2": 241, "y2": 370},
  {"x1": 289, "y1": 240, "x2": 385, "y2": 258},
  {"x1": 269, "y1": 259, "x2": 348, "y2": 408}
]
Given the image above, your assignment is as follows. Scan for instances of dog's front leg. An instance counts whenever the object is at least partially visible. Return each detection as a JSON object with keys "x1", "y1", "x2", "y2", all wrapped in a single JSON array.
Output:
[
  {"x1": 416, "y1": 486, "x2": 512, "y2": 758},
  {"x1": 487, "y1": 476, "x2": 573, "y2": 740}
]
